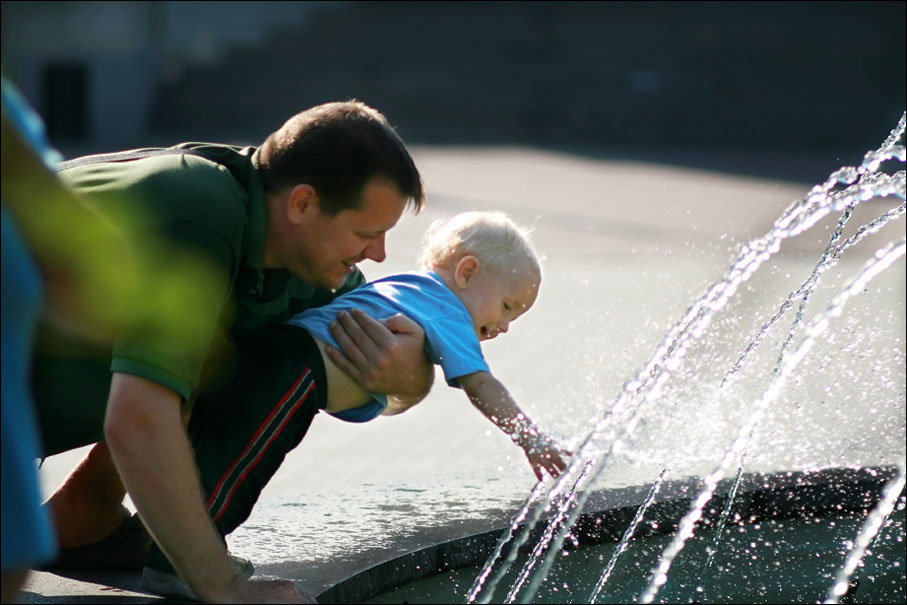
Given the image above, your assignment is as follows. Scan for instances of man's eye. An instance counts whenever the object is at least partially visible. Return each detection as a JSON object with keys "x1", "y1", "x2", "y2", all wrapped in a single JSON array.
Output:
[{"x1": 503, "y1": 302, "x2": 511, "y2": 311}]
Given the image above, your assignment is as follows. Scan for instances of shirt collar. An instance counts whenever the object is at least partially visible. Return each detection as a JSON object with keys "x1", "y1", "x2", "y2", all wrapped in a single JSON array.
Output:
[{"x1": 246, "y1": 148, "x2": 268, "y2": 274}]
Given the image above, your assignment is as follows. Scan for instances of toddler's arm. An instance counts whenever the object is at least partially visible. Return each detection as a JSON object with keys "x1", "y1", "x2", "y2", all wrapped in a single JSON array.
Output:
[{"x1": 457, "y1": 371, "x2": 570, "y2": 480}]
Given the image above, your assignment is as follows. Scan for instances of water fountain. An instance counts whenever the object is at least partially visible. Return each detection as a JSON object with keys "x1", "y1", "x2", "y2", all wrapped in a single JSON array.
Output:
[{"x1": 354, "y1": 114, "x2": 906, "y2": 604}]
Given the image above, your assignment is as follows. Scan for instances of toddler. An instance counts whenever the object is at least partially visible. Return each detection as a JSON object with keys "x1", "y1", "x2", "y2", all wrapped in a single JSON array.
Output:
[{"x1": 290, "y1": 210, "x2": 568, "y2": 479}]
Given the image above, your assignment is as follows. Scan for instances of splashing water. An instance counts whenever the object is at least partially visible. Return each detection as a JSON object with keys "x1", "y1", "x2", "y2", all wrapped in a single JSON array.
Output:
[
  {"x1": 722, "y1": 202, "x2": 906, "y2": 388},
  {"x1": 639, "y1": 237, "x2": 907, "y2": 604},
  {"x1": 467, "y1": 460, "x2": 597, "y2": 604},
  {"x1": 694, "y1": 194, "x2": 905, "y2": 590},
  {"x1": 688, "y1": 201, "x2": 906, "y2": 592},
  {"x1": 464, "y1": 478, "x2": 554, "y2": 604},
  {"x1": 696, "y1": 458, "x2": 747, "y2": 590},
  {"x1": 824, "y1": 461, "x2": 907, "y2": 604},
  {"x1": 468, "y1": 112, "x2": 906, "y2": 604},
  {"x1": 588, "y1": 466, "x2": 668, "y2": 603}
]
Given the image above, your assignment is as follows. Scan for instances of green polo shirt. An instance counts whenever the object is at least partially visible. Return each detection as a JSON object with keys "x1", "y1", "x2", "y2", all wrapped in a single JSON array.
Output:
[{"x1": 34, "y1": 143, "x2": 364, "y2": 455}]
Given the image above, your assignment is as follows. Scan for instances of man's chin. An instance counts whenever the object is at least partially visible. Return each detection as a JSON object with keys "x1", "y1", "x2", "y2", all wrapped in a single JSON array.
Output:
[
  {"x1": 325, "y1": 269, "x2": 353, "y2": 291},
  {"x1": 291, "y1": 262, "x2": 352, "y2": 290},
  {"x1": 317, "y1": 278, "x2": 345, "y2": 292},
  {"x1": 290, "y1": 270, "x2": 344, "y2": 292}
]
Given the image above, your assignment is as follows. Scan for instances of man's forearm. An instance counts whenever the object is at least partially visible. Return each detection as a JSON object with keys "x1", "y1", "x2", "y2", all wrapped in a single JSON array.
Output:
[{"x1": 104, "y1": 374, "x2": 240, "y2": 602}]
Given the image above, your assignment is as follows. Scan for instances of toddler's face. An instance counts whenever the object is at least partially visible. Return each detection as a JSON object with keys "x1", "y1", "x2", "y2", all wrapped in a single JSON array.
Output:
[{"x1": 459, "y1": 259, "x2": 540, "y2": 341}]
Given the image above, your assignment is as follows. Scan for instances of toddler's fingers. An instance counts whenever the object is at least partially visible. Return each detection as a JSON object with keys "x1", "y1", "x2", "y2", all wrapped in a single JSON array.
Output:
[{"x1": 532, "y1": 463, "x2": 544, "y2": 482}]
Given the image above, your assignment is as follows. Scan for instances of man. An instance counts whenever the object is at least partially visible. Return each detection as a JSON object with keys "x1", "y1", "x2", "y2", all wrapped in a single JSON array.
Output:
[{"x1": 34, "y1": 101, "x2": 433, "y2": 603}]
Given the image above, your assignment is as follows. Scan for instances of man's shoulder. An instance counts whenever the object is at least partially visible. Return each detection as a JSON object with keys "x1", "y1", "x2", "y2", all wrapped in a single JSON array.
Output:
[
  {"x1": 142, "y1": 145, "x2": 251, "y2": 198},
  {"x1": 57, "y1": 149, "x2": 255, "y2": 264},
  {"x1": 132, "y1": 155, "x2": 251, "y2": 243},
  {"x1": 69, "y1": 145, "x2": 251, "y2": 221},
  {"x1": 165, "y1": 154, "x2": 247, "y2": 203},
  {"x1": 62, "y1": 144, "x2": 252, "y2": 196}
]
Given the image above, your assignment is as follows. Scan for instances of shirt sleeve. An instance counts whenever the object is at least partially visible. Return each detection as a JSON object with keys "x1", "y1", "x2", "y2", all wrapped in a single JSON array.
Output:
[
  {"x1": 423, "y1": 316, "x2": 489, "y2": 387},
  {"x1": 110, "y1": 219, "x2": 235, "y2": 400},
  {"x1": 73, "y1": 159, "x2": 244, "y2": 401}
]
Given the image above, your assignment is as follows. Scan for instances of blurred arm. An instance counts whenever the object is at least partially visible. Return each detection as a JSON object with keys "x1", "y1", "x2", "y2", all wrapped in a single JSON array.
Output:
[{"x1": 0, "y1": 112, "x2": 137, "y2": 341}]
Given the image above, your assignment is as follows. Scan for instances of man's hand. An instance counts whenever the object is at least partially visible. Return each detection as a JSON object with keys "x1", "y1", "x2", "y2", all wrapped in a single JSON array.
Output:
[{"x1": 325, "y1": 308, "x2": 433, "y2": 403}]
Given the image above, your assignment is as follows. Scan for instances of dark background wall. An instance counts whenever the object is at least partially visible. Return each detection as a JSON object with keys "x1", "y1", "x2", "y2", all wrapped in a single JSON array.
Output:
[
  {"x1": 3, "y1": 1, "x2": 905, "y2": 156},
  {"x1": 149, "y1": 1, "x2": 906, "y2": 152}
]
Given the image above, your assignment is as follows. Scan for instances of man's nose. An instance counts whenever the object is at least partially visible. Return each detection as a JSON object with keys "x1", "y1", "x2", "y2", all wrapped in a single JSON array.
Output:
[{"x1": 365, "y1": 233, "x2": 387, "y2": 263}]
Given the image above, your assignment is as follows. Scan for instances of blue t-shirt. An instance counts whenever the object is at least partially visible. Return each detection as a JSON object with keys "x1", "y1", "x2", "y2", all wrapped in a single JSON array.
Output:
[
  {"x1": 287, "y1": 271, "x2": 489, "y2": 422},
  {"x1": 1, "y1": 75, "x2": 59, "y2": 569}
]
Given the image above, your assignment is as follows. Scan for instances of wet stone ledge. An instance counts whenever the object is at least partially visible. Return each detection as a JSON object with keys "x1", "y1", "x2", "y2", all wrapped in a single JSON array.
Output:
[{"x1": 315, "y1": 466, "x2": 900, "y2": 604}]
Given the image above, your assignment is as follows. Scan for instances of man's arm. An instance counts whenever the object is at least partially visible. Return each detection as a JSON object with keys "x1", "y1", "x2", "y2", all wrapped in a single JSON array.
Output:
[
  {"x1": 325, "y1": 308, "x2": 434, "y2": 407},
  {"x1": 0, "y1": 109, "x2": 136, "y2": 342},
  {"x1": 457, "y1": 371, "x2": 569, "y2": 480},
  {"x1": 104, "y1": 373, "x2": 314, "y2": 603}
]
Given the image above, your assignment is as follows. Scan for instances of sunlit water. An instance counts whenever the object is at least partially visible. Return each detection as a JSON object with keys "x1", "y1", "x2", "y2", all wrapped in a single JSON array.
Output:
[{"x1": 468, "y1": 114, "x2": 905, "y2": 604}]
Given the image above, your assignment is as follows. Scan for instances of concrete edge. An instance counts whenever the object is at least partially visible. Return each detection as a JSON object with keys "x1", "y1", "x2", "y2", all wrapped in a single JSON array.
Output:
[
  {"x1": 314, "y1": 465, "x2": 901, "y2": 604},
  {"x1": 18, "y1": 466, "x2": 899, "y2": 604}
]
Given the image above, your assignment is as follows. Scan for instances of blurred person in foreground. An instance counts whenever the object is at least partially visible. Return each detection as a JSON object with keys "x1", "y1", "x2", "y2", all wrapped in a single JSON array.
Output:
[
  {"x1": 141, "y1": 211, "x2": 572, "y2": 600},
  {"x1": 1, "y1": 75, "x2": 139, "y2": 603},
  {"x1": 33, "y1": 100, "x2": 431, "y2": 603}
]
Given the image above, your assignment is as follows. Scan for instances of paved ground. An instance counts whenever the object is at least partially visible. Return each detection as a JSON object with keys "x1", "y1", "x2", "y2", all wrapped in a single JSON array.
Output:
[{"x1": 25, "y1": 145, "x2": 905, "y2": 602}]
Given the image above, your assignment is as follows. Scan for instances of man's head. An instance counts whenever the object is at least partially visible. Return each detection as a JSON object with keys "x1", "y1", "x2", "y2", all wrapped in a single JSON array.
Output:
[
  {"x1": 258, "y1": 100, "x2": 424, "y2": 215},
  {"x1": 259, "y1": 101, "x2": 425, "y2": 289},
  {"x1": 419, "y1": 212, "x2": 541, "y2": 341}
]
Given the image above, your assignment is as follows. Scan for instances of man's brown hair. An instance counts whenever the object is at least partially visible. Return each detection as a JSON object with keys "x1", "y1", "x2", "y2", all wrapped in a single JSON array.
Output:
[{"x1": 258, "y1": 100, "x2": 424, "y2": 214}]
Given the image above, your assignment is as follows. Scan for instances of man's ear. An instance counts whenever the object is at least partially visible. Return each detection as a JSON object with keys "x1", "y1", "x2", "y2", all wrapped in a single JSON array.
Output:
[
  {"x1": 454, "y1": 255, "x2": 480, "y2": 288},
  {"x1": 286, "y1": 184, "x2": 318, "y2": 225}
]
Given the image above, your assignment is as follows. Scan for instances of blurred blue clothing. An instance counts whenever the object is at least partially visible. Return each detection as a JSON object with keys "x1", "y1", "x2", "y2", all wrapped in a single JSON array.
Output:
[
  {"x1": 287, "y1": 270, "x2": 489, "y2": 422},
  {"x1": 0, "y1": 75, "x2": 59, "y2": 570},
  {"x1": 1, "y1": 75, "x2": 63, "y2": 165},
  {"x1": 0, "y1": 209, "x2": 57, "y2": 570}
]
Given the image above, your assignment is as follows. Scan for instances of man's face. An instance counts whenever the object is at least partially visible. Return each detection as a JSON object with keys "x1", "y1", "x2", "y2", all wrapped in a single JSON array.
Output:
[{"x1": 286, "y1": 177, "x2": 408, "y2": 290}]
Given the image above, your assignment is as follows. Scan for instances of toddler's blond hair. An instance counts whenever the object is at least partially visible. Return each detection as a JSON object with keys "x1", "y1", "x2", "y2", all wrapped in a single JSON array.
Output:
[{"x1": 418, "y1": 211, "x2": 540, "y2": 275}]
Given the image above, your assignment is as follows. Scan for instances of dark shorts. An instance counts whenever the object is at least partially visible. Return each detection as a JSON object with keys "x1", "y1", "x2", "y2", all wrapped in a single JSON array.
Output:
[
  {"x1": 192, "y1": 323, "x2": 326, "y2": 530},
  {"x1": 148, "y1": 324, "x2": 326, "y2": 572}
]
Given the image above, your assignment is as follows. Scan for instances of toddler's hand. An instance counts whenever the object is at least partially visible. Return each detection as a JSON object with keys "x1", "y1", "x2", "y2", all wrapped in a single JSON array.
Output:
[{"x1": 522, "y1": 436, "x2": 571, "y2": 481}]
